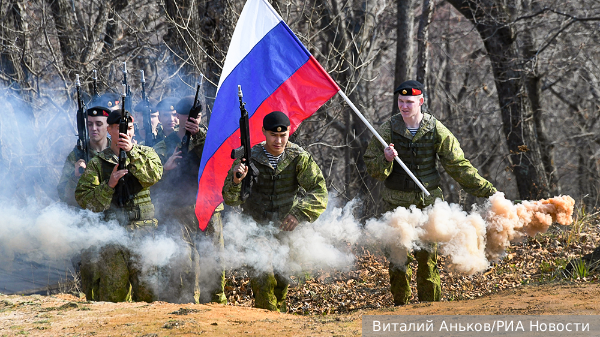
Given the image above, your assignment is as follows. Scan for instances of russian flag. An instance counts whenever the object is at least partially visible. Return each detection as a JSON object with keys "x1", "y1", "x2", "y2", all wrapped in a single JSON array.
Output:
[{"x1": 195, "y1": 0, "x2": 340, "y2": 230}]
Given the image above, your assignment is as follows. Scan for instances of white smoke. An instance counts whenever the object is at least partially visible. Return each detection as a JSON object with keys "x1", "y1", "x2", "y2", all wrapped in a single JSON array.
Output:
[
  {"x1": 220, "y1": 198, "x2": 362, "y2": 276},
  {"x1": 364, "y1": 192, "x2": 574, "y2": 274}
]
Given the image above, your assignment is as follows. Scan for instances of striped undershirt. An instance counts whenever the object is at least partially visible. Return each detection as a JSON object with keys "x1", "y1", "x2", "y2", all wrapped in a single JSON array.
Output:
[
  {"x1": 407, "y1": 127, "x2": 419, "y2": 135},
  {"x1": 263, "y1": 146, "x2": 283, "y2": 169}
]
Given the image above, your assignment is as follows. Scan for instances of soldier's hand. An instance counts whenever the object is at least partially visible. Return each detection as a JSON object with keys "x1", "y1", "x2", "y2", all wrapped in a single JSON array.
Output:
[
  {"x1": 280, "y1": 214, "x2": 299, "y2": 231},
  {"x1": 232, "y1": 159, "x2": 249, "y2": 185},
  {"x1": 74, "y1": 159, "x2": 86, "y2": 177},
  {"x1": 118, "y1": 133, "x2": 134, "y2": 152},
  {"x1": 108, "y1": 164, "x2": 129, "y2": 189},
  {"x1": 184, "y1": 117, "x2": 201, "y2": 136},
  {"x1": 384, "y1": 143, "x2": 398, "y2": 162},
  {"x1": 164, "y1": 148, "x2": 182, "y2": 171}
]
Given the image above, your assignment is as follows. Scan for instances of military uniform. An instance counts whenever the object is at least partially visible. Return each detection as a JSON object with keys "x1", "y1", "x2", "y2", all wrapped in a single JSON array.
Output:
[
  {"x1": 75, "y1": 143, "x2": 163, "y2": 302},
  {"x1": 364, "y1": 111, "x2": 496, "y2": 305},
  {"x1": 57, "y1": 141, "x2": 108, "y2": 207},
  {"x1": 153, "y1": 120, "x2": 227, "y2": 304},
  {"x1": 222, "y1": 140, "x2": 328, "y2": 311}
]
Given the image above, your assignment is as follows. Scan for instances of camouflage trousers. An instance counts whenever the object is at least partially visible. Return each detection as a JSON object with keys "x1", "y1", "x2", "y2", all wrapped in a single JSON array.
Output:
[
  {"x1": 251, "y1": 271, "x2": 289, "y2": 312},
  {"x1": 80, "y1": 238, "x2": 156, "y2": 302},
  {"x1": 387, "y1": 244, "x2": 441, "y2": 305},
  {"x1": 161, "y1": 204, "x2": 226, "y2": 304},
  {"x1": 382, "y1": 189, "x2": 443, "y2": 305}
]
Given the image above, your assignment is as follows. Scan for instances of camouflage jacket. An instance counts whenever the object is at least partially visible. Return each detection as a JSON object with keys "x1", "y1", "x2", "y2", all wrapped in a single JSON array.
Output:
[
  {"x1": 153, "y1": 126, "x2": 206, "y2": 165},
  {"x1": 75, "y1": 145, "x2": 163, "y2": 216},
  {"x1": 364, "y1": 113, "x2": 496, "y2": 207},
  {"x1": 152, "y1": 127, "x2": 206, "y2": 207},
  {"x1": 57, "y1": 140, "x2": 109, "y2": 207},
  {"x1": 135, "y1": 123, "x2": 165, "y2": 146},
  {"x1": 222, "y1": 141, "x2": 328, "y2": 224}
]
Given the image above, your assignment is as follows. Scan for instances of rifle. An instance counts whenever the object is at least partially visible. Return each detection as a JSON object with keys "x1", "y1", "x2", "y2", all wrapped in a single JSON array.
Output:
[
  {"x1": 116, "y1": 84, "x2": 131, "y2": 207},
  {"x1": 140, "y1": 70, "x2": 155, "y2": 146},
  {"x1": 230, "y1": 85, "x2": 258, "y2": 202},
  {"x1": 92, "y1": 70, "x2": 100, "y2": 101},
  {"x1": 75, "y1": 74, "x2": 90, "y2": 174},
  {"x1": 122, "y1": 62, "x2": 132, "y2": 114},
  {"x1": 181, "y1": 78, "x2": 203, "y2": 156}
]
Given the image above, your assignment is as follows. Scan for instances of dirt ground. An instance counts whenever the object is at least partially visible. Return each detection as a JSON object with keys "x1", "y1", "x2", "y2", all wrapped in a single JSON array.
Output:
[{"x1": 1, "y1": 283, "x2": 599, "y2": 336}]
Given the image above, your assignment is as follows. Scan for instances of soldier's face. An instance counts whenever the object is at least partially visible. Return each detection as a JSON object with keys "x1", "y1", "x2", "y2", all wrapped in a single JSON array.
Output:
[
  {"x1": 262, "y1": 128, "x2": 289, "y2": 156},
  {"x1": 87, "y1": 116, "x2": 108, "y2": 143},
  {"x1": 134, "y1": 112, "x2": 160, "y2": 133},
  {"x1": 108, "y1": 122, "x2": 135, "y2": 139},
  {"x1": 150, "y1": 112, "x2": 160, "y2": 131},
  {"x1": 158, "y1": 110, "x2": 178, "y2": 131},
  {"x1": 397, "y1": 95, "x2": 424, "y2": 120}
]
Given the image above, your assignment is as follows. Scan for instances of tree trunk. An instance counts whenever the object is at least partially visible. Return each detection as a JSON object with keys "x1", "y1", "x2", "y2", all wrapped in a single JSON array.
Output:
[
  {"x1": 394, "y1": 0, "x2": 414, "y2": 115},
  {"x1": 521, "y1": 0, "x2": 557, "y2": 195},
  {"x1": 197, "y1": 0, "x2": 234, "y2": 121},
  {"x1": 416, "y1": 0, "x2": 433, "y2": 88},
  {"x1": 45, "y1": 0, "x2": 79, "y2": 73},
  {"x1": 447, "y1": 0, "x2": 550, "y2": 200}
]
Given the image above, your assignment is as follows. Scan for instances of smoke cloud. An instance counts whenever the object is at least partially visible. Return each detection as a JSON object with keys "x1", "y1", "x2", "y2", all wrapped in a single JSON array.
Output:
[
  {"x1": 0, "y1": 86, "x2": 576, "y2": 297},
  {"x1": 365, "y1": 192, "x2": 575, "y2": 274}
]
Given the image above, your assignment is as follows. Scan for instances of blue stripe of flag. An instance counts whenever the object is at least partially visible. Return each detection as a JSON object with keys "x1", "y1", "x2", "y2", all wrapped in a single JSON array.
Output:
[{"x1": 199, "y1": 21, "x2": 311, "y2": 177}]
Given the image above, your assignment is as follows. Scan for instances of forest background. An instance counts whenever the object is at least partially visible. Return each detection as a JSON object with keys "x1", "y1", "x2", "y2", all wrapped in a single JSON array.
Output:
[{"x1": 1, "y1": 0, "x2": 599, "y2": 219}]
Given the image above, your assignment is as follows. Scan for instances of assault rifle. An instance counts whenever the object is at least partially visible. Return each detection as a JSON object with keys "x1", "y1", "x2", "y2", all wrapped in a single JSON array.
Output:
[
  {"x1": 116, "y1": 84, "x2": 131, "y2": 207},
  {"x1": 122, "y1": 62, "x2": 132, "y2": 114},
  {"x1": 230, "y1": 85, "x2": 258, "y2": 202},
  {"x1": 92, "y1": 70, "x2": 100, "y2": 101},
  {"x1": 139, "y1": 70, "x2": 155, "y2": 147},
  {"x1": 75, "y1": 74, "x2": 90, "y2": 174},
  {"x1": 181, "y1": 79, "x2": 202, "y2": 157}
]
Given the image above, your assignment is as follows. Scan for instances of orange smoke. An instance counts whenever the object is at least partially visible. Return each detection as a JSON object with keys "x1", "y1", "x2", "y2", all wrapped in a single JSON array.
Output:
[
  {"x1": 367, "y1": 192, "x2": 575, "y2": 275},
  {"x1": 484, "y1": 193, "x2": 575, "y2": 261}
]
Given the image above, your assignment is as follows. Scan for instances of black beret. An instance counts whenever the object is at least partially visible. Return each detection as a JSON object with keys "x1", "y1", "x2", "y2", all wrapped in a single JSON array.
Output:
[
  {"x1": 394, "y1": 80, "x2": 424, "y2": 96},
  {"x1": 263, "y1": 111, "x2": 290, "y2": 132},
  {"x1": 155, "y1": 97, "x2": 179, "y2": 112},
  {"x1": 134, "y1": 98, "x2": 158, "y2": 113},
  {"x1": 174, "y1": 96, "x2": 194, "y2": 116},
  {"x1": 86, "y1": 106, "x2": 110, "y2": 117},
  {"x1": 107, "y1": 110, "x2": 134, "y2": 125},
  {"x1": 91, "y1": 92, "x2": 121, "y2": 108}
]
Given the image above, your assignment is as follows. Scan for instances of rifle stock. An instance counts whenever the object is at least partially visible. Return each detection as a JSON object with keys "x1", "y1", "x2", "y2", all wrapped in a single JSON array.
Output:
[
  {"x1": 140, "y1": 70, "x2": 155, "y2": 146},
  {"x1": 181, "y1": 78, "x2": 203, "y2": 156},
  {"x1": 92, "y1": 70, "x2": 100, "y2": 100},
  {"x1": 75, "y1": 74, "x2": 90, "y2": 174},
  {"x1": 116, "y1": 79, "x2": 131, "y2": 207},
  {"x1": 230, "y1": 85, "x2": 257, "y2": 201}
]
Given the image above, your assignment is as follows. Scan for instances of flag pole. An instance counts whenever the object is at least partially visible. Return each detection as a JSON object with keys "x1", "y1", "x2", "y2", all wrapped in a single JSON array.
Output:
[{"x1": 337, "y1": 90, "x2": 431, "y2": 196}]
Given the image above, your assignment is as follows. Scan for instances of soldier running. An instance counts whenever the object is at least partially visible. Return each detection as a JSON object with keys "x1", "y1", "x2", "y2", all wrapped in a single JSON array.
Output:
[
  {"x1": 363, "y1": 80, "x2": 497, "y2": 305},
  {"x1": 222, "y1": 111, "x2": 328, "y2": 312}
]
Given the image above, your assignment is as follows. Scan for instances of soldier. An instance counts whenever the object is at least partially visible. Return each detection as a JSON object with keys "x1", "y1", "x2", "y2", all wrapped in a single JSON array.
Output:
[
  {"x1": 132, "y1": 98, "x2": 162, "y2": 145},
  {"x1": 155, "y1": 97, "x2": 180, "y2": 143},
  {"x1": 57, "y1": 106, "x2": 110, "y2": 207},
  {"x1": 91, "y1": 92, "x2": 121, "y2": 112},
  {"x1": 152, "y1": 96, "x2": 226, "y2": 304},
  {"x1": 222, "y1": 111, "x2": 328, "y2": 312},
  {"x1": 363, "y1": 80, "x2": 497, "y2": 305},
  {"x1": 75, "y1": 110, "x2": 163, "y2": 302}
]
